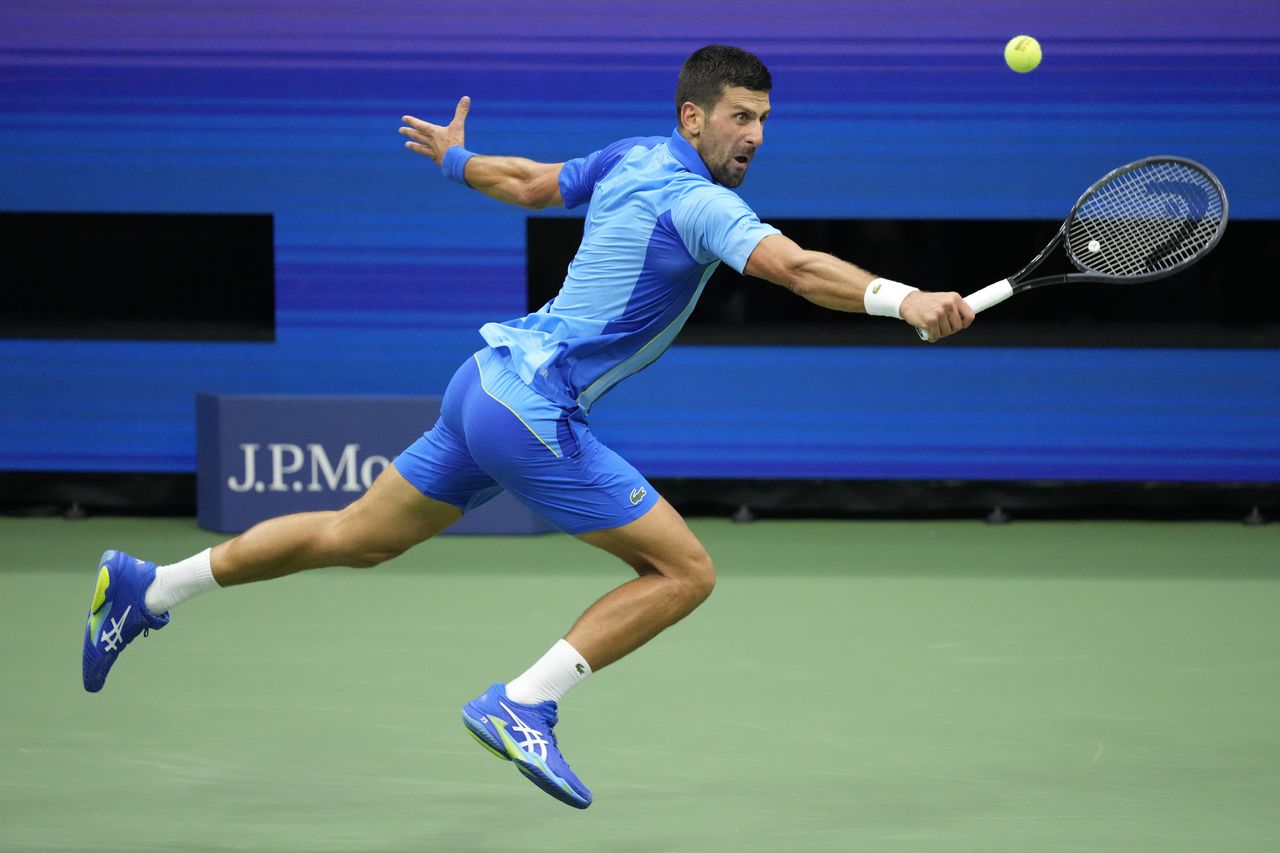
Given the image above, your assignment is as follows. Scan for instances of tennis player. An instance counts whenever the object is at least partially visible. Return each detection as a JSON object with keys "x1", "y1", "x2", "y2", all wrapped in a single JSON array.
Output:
[{"x1": 81, "y1": 45, "x2": 973, "y2": 808}]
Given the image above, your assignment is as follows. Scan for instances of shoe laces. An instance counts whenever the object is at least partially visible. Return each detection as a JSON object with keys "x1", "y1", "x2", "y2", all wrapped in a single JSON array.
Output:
[{"x1": 530, "y1": 708, "x2": 562, "y2": 750}]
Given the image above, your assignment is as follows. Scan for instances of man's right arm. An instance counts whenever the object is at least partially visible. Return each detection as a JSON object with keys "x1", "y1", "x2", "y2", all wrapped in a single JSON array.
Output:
[
  {"x1": 744, "y1": 233, "x2": 973, "y2": 342},
  {"x1": 400, "y1": 96, "x2": 564, "y2": 210},
  {"x1": 445, "y1": 154, "x2": 565, "y2": 210}
]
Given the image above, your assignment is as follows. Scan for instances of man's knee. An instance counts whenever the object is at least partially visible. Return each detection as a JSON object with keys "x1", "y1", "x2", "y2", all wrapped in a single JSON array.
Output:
[{"x1": 676, "y1": 550, "x2": 716, "y2": 606}]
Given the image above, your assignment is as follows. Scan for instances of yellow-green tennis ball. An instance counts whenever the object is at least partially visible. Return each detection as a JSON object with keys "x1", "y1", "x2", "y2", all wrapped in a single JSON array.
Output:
[{"x1": 1005, "y1": 35, "x2": 1042, "y2": 73}]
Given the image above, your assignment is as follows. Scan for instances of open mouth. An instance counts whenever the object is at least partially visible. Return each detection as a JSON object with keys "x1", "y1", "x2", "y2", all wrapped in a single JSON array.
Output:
[{"x1": 733, "y1": 155, "x2": 750, "y2": 166}]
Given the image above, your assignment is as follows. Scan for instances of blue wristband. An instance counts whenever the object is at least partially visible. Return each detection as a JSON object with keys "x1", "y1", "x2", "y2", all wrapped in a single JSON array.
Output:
[{"x1": 442, "y1": 146, "x2": 475, "y2": 187}]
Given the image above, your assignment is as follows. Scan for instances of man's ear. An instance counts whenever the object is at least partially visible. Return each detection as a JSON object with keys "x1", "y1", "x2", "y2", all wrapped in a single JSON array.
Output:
[{"x1": 678, "y1": 101, "x2": 704, "y2": 136}]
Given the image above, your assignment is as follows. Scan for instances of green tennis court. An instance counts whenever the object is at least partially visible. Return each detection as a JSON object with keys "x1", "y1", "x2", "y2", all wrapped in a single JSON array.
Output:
[{"x1": 3, "y1": 515, "x2": 1278, "y2": 852}]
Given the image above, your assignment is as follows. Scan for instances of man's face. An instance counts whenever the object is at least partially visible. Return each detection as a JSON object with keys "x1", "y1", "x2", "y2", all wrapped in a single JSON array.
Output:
[{"x1": 685, "y1": 86, "x2": 771, "y2": 188}]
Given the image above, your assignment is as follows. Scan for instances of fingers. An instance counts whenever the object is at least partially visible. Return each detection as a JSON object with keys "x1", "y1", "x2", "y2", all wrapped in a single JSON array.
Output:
[
  {"x1": 400, "y1": 96, "x2": 467, "y2": 133},
  {"x1": 936, "y1": 295, "x2": 972, "y2": 339},
  {"x1": 399, "y1": 98, "x2": 470, "y2": 164},
  {"x1": 930, "y1": 300, "x2": 968, "y2": 340},
  {"x1": 451, "y1": 95, "x2": 470, "y2": 126},
  {"x1": 398, "y1": 121, "x2": 436, "y2": 159},
  {"x1": 914, "y1": 292, "x2": 974, "y2": 342},
  {"x1": 399, "y1": 116, "x2": 432, "y2": 147},
  {"x1": 400, "y1": 115, "x2": 440, "y2": 138}
]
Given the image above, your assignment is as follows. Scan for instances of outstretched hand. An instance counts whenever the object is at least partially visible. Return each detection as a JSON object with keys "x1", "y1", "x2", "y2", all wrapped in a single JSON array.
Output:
[
  {"x1": 901, "y1": 291, "x2": 974, "y2": 342},
  {"x1": 400, "y1": 96, "x2": 470, "y2": 166}
]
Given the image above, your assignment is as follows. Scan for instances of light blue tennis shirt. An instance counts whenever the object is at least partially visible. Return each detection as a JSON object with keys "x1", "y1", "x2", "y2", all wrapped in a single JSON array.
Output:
[{"x1": 479, "y1": 128, "x2": 780, "y2": 414}]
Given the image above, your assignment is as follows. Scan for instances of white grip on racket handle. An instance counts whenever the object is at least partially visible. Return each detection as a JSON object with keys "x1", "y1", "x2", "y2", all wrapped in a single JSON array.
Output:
[
  {"x1": 965, "y1": 279, "x2": 1015, "y2": 313},
  {"x1": 915, "y1": 279, "x2": 1015, "y2": 341}
]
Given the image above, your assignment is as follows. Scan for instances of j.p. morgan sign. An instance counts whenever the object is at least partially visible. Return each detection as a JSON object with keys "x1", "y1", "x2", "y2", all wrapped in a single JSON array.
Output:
[
  {"x1": 225, "y1": 442, "x2": 390, "y2": 495},
  {"x1": 196, "y1": 394, "x2": 552, "y2": 535}
]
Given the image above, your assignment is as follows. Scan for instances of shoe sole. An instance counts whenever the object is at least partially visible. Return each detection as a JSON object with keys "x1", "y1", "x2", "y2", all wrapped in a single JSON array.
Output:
[
  {"x1": 460, "y1": 708, "x2": 590, "y2": 809},
  {"x1": 83, "y1": 550, "x2": 122, "y2": 693},
  {"x1": 512, "y1": 759, "x2": 589, "y2": 809}
]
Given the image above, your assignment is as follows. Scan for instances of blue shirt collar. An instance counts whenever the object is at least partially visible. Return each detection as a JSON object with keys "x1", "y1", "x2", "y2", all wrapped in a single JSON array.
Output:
[{"x1": 668, "y1": 128, "x2": 713, "y2": 182}]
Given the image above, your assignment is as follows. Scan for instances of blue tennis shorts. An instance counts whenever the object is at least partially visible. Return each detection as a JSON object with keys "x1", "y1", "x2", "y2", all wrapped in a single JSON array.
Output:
[{"x1": 393, "y1": 347, "x2": 659, "y2": 535}]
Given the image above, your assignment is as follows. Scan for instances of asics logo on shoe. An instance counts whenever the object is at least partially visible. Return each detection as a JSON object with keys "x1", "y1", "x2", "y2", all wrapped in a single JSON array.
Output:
[
  {"x1": 499, "y1": 700, "x2": 549, "y2": 761},
  {"x1": 100, "y1": 605, "x2": 131, "y2": 652},
  {"x1": 629, "y1": 487, "x2": 647, "y2": 506}
]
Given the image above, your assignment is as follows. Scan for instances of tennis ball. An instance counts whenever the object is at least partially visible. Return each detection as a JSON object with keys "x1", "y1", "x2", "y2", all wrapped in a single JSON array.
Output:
[{"x1": 1005, "y1": 35, "x2": 1042, "y2": 73}]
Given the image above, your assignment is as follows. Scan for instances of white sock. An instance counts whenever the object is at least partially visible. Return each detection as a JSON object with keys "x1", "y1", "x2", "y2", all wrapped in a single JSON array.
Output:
[
  {"x1": 505, "y1": 639, "x2": 592, "y2": 705},
  {"x1": 144, "y1": 548, "x2": 218, "y2": 615}
]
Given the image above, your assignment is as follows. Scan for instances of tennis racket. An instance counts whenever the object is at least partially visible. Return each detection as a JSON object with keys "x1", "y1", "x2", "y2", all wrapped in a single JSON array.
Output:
[{"x1": 917, "y1": 155, "x2": 1228, "y2": 341}]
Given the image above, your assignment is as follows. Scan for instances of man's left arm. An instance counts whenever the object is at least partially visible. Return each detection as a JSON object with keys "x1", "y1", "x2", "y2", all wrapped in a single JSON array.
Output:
[
  {"x1": 401, "y1": 96, "x2": 564, "y2": 210},
  {"x1": 744, "y1": 233, "x2": 973, "y2": 342}
]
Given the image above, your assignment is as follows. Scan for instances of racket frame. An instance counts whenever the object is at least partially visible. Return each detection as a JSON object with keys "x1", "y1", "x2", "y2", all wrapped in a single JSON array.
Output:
[{"x1": 915, "y1": 155, "x2": 1228, "y2": 340}]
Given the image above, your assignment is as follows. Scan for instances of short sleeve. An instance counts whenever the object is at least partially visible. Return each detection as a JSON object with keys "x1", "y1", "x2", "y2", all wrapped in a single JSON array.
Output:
[
  {"x1": 671, "y1": 186, "x2": 781, "y2": 273},
  {"x1": 557, "y1": 136, "x2": 665, "y2": 210}
]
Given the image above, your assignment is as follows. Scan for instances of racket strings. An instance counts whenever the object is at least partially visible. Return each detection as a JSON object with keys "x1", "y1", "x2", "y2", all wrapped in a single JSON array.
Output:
[{"x1": 1067, "y1": 160, "x2": 1225, "y2": 279}]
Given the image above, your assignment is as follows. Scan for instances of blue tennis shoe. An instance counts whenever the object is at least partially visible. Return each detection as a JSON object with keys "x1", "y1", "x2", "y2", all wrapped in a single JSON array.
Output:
[
  {"x1": 82, "y1": 549, "x2": 169, "y2": 693},
  {"x1": 462, "y1": 683, "x2": 592, "y2": 809}
]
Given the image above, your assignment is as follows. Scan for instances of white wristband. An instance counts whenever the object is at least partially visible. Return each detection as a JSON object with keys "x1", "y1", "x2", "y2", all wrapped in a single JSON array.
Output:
[{"x1": 863, "y1": 277, "x2": 918, "y2": 319}]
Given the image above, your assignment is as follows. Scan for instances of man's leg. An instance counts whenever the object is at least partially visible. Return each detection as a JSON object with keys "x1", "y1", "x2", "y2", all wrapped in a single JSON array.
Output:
[
  {"x1": 83, "y1": 464, "x2": 462, "y2": 692},
  {"x1": 567, "y1": 496, "x2": 714, "y2": 671},
  {"x1": 453, "y1": 352, "x2": 716, "y2": 808},
  {"x1": 498, "y1": 496, "x2": 711, "y2": 705},
  {"x1": 210, "y1": 463, "x2": 462, "y2": 586},
  {"x1": 144, "y1": 464, "x2": 462, "y2": 615},
  {"x1": 461, "y1": 496, "x2": 712, "y2": 809}
]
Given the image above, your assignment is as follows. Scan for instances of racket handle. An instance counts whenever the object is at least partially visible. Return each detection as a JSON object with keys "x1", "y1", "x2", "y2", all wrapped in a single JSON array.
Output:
[
  {"x1": 915, "y1": 279, "x2": 1014, "y2": 341},
  {"x1": 965, "y1": 279, "x2": 1015, "y2": 313}
]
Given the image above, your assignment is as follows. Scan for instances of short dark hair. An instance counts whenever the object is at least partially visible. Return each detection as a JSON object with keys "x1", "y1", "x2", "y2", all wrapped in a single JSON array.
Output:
[{"x1": 675, "y1": 45, "x2": 772, "y2": 118}]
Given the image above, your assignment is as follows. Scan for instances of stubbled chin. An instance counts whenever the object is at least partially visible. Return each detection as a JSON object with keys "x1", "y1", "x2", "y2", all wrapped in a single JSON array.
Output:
[{"x1": 715, "y1": 165, "x2": 746, "y2": 187}]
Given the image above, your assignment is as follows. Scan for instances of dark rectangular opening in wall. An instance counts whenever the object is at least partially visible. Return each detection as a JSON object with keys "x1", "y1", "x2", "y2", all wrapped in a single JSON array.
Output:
[
  {"x1": 528, "y1": 217, "x2": 1277, "y2": 348},
  {"x1": 1, "y1": 212, "x2": 275, "y2": 341}
]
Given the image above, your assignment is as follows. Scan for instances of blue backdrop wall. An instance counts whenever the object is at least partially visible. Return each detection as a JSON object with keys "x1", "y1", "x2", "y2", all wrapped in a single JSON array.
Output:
[{"x1": 2, "y1": 1, "x2": 1278, "y2": 482}]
